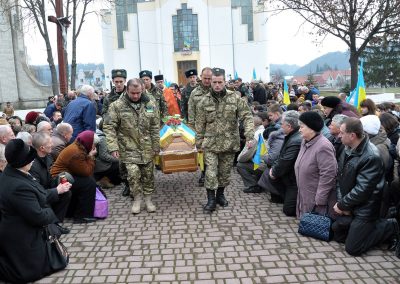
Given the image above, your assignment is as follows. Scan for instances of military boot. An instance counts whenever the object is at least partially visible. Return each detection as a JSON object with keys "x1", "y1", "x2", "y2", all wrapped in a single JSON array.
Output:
[
  {"x1": 144, "y1": 194, "x2": 156, "y2": 213},
  {"x1": 216, "y1": 187, "x2": 228, "y2": 207},
  {"x1": 203, "y1": 189, "x2": 216, "y2": 212},
  {"x1": 131, "y1": 193, "x2": 142, "y2": 214}
]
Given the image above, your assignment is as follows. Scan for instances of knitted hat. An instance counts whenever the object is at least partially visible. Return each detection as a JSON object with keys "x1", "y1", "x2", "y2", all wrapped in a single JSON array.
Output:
[
  {"x1": 360, "y1": 115, "x2": 381, "y2": 135},
  {"x1": 76, "y1": 130, "x2": 95, "y2": 153},
  {"x1": 321, "y1": 96, "x2": 341, "y2": 108},
  {"x1": 299, "y1": 111, "x2": 324, "y2": 132},
  {"x1": 25, "y1": 111, "x2": 40, "y2": 124},
  {"x1": 5, "y1": 139, "x2": 36, "y2": 168}
]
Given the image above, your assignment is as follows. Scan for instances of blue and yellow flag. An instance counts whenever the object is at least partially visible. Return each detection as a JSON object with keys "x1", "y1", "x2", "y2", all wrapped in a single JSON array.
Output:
[
  {"x1": 347, "y1": 60, "x2": 366, "y2": 110},
  {"x1": 283, "y1": 79, "x2": 290, "y2": 105},
  {"x1": 252, "y1": 134, "x2": 267, "y2": 170},
  {"x1": 252, "y1": 68, "x2": 257, "y2": 80},
  {"x1": 234, "y1": 71, "x2": 238, "y2": 80}
]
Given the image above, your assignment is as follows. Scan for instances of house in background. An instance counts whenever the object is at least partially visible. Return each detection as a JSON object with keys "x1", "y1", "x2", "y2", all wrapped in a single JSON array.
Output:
[
  {"x1": 76, "y1": 67, "x2": 105, "y2": 90},
  {"x1": 291, "y1": 69, "x2": 351, "y2": 89}
]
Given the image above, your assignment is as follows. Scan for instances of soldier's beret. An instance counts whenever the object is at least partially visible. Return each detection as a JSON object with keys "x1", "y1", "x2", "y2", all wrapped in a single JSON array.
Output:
[
  {"x1": 185, "y1": 69, "x2": 198, "y2": 78},
  {"x1": 154, "y1": 74, "x2": 164, "y2": 82},
  {"x1": 111, "y1": 69, "x2": 127, "y2": 79},
  {"x1": 139, "y1": 70, "x2": 152, "y2": 79},
  {"x1": 212, "y1": 68, "x2": 225, "y2": 77}
]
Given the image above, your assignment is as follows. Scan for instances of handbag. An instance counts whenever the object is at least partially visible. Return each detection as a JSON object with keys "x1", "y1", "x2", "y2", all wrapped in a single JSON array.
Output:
[
  {"x1": 298, "y1": 205, "x2": 332, "y2": 242},
  {"x1": 94, "y1": 187, "x2": 108, "y2": 219},
  {"x1": 44, "y1": 224, "x2": 69, "y2": 271}
]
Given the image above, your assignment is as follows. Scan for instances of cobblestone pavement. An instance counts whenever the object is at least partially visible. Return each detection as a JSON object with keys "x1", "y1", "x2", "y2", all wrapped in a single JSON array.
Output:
[{"x1": 35, "y1": 169, "x2": 400, "y2": 284}]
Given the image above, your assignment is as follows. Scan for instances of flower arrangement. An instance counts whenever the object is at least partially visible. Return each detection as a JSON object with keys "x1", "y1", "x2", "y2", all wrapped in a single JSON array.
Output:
[{"x1": 163, "y1": 115, "x2": 184, "y2": 130}]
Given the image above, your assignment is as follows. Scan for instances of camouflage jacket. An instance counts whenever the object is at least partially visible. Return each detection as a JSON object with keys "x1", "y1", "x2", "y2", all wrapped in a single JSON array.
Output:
[
  {"x1": 103, "y1": 93, "x2": 160, "y2": 164},
  {"x1": 102, "y1": 86, "x2": 126, "y2": 115},
  {"x1": 146, "y1": 83, "x2": 168, "y2": 119},
  {"x1": 196, "y1": 88, "x2": 254, "y2": 153},
  {"x1": 181, "y1": 83, "x2": 198, "y2": 121},
  {"x1": 187, "y1": 83, "x2": 211, "y2": 128}
]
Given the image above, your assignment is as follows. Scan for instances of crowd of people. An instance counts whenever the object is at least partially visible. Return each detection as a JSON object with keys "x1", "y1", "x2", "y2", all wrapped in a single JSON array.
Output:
[{"x1": 0, "y1": 66, "x2": 400, "y2": 283}]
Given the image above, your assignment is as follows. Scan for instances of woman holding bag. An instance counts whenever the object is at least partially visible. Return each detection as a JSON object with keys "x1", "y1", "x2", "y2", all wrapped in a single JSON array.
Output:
[
  {"x1": 0, "y1": 139, "x2": 70, "y2": 283},
  {"x1": 295, "y1": 111, "x2": 338, "y2": 219}
]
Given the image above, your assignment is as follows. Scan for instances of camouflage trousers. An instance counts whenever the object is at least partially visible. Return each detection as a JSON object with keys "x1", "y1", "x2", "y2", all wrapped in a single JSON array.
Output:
[
  {"x1": 204, "y1": 151, "x2": 235, "y2": 190},
  {"x1": 126, "y1": 161, "x2": 155, "y2": 195}
]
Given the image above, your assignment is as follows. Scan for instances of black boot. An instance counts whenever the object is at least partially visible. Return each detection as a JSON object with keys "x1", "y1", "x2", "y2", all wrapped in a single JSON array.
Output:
[
  {"x1": 122, "y1": 180, "x2": 130, "y2": 197},
  {"x1": 198, "y1": 171, "x2": 205, "y2": 186},
  {"x1": 203, "y1": 189, "x2": 216, "y2": 212},
  {"x1": 216, "y1": 187, "x2": 228, "y2": 207}
]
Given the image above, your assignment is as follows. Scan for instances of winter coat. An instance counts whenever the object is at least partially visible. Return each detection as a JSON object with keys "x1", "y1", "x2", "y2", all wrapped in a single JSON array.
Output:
[
  {"x1": 0, "y1": 165, "x2": 59, "y2": 283},
  {"x1": 336, "y1": 136, "x2": 385, "y2": 221},
  {"x1": 63, "y1": 94, "x2": 97, "y2": 141},
  {"x1": 295, "y1": 134, "x2": 337, "y2": 218},
  {"x1": 264, "y1": 128, "x2": 285, "y2": 167},
  {"x1": 44, "y1": 103, "x2": 57, "y2": 119},
  {"x1": 30, "y1": 155, "x2": 54, "y2": 189},
  {"x1": 368, "y1": 129, "x2": 392, "y2": 173},
  {"x1": 94, "y1": 130, "x2": 119, "y2": 174},
  {"x1": 237, "y1": 125, "x2": 265, "y2": 163},
  {"x1": 51, "y1": 130, "x2": 69, "y2": 161}
]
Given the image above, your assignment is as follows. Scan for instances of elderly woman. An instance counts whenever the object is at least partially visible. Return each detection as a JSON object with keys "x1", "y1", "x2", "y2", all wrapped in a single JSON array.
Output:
[
  {"x1": 51, "y1": 130, "x2": 97, "y2": 224},
  {"x1": 321, "y1": 96, "x2": 359, "y2": 126},
  {"x1": 294, "y1": 111, "x2": 338, "y2": 218},
  {"x1": 0, "y1": 139, "x2": 70, "y2": 283}
]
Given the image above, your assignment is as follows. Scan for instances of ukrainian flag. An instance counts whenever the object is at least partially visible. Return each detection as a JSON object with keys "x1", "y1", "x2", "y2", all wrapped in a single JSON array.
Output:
[
  {"x1": 252, "y1": 134, "x2": 267, "y2": 170},
  {"x1": 252, "y1": 68, "x2": 257, "y2": 80},
  {"x1": 283, "y1": 79, "x2": 290, "y2": 105},
  {"x1": 347, "y1": 60, "x2": 366, "y2": 110}
]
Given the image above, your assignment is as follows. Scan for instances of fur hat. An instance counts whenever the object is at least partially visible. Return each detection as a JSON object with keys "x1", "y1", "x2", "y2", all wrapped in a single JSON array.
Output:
[
  {"x1": 111, "y1": 69, "x2": 127, "y2": 79},
  {"x1": 360, "y1": 115, "x2": 381, "y2": 135},
  {"x1": 154, "y1": 74, "x2": 164, "y2": 82},
  {"x1": 185, "y1": 69, "x2": 197, "y2": 78},
  {"x1": 5, "y1": 139, "x2": 36, "y2": 168},
  {"x1": 299, "y1": 111, "x2": 324, "y2": 132},
  {"x1": 321, "y1": 96, "x2": 341, "y2": 109},
  {"x1": 139, "y1": 70, "x2": 152, "y2": 79}
]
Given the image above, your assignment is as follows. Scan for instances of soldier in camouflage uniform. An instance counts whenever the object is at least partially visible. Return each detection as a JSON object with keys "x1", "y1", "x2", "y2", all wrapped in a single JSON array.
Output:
[
  {"x1": 188, "y1": 67, "x2": 212, "y2": 186},
  {"x1": 140, "y1": 70, "x2": 168, "y2": 121},
  {"x1": 196, "y1": 68, "x2": 255, "y2": 213},
  {"x1": 103, "y1": 78, "x2": 160, "y2": 214},
  {"x1": 101, "y1": 69, "x2": 130, "y2": 196},
  {"x1": 181, "y1": 69, "x2": 198, "y2": 121}
]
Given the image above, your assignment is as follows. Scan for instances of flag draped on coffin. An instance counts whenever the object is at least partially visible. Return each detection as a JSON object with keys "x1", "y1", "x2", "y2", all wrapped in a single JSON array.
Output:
[
  {"x1": 346, "y1": 61, "x2": 367, "y2": 110},
  {"x1": 283, "y1": 79, "x2": 290, "y2": 105},
  {"x1": 252, "y1": 134, "x2": 267, "y2": 170}
]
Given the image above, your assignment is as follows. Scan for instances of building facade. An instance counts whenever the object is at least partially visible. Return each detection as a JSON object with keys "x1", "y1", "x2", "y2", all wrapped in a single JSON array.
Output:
[{"x1": 101, "y1": 0, "x2": 270, "y2": 85}]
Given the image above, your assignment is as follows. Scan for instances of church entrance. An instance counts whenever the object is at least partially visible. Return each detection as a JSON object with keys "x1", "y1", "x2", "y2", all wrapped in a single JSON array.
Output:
[{"x1": 177, "y1": 60, "x2": 197, "y2": 86}]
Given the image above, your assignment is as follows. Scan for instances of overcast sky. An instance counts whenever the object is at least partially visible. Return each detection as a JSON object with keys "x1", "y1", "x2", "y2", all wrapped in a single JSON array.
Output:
[{"x1": 24, "y1": 8, "x2": 348, "y2": 67}]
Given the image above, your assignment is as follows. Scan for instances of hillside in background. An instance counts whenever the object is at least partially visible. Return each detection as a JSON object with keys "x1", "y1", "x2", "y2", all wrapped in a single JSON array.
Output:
[
  {"x1": 270, "y1": 64, "x2": 300, "y2": 76},
  {"x1": 293, "y1": 51, "x2": 350, "y2": 75}
]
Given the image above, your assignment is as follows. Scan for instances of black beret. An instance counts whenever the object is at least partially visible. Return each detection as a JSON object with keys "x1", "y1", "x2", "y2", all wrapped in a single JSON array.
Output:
[
  {"x1": 299, "y1": 111, "x2": 324, "y2": 132},
  {"x1": 321, "y1": 96, "x2": 341, "y2": 109},
  {"x1": 111, "y1": 69, "x2": 127, "y2": 79},
  {"x1": 185, "y1": 69, "x2": 197, "y2": 78},
  {"x1": 154, "y1": 74, "x2": 164, "y2": 81},
  {"x1": 5, "y1": 139, "x2": 37, "y2": 168},
  {"x1": 139, "y1": 70, "x2": 152, "y2": 79},
  {"x1": 212, "y1": 68, "x2": 225, "y2": 77}
]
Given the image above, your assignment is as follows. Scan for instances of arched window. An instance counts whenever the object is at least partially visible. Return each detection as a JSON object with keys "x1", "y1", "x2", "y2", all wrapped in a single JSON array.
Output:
[{"x1": 172, "y1": 4, "x2": 199, "y2": 52}]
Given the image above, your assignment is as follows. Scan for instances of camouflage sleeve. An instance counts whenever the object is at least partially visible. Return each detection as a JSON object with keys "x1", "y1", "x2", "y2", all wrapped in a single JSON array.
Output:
[
  {"x1": 237, "y1": 97, "x2": 255, "y2": 141},
  {"x1": 160, "y1": 93, "x2": 168, "y2": 119},
  {"x1": 195, "y1": 98, "x2": 206, "y2": 149},
  {"x1": 187, "y1": 92, "x2": 196, "y2": 128},
  {"x1": 103, "y1": 103, "x2": 120, "y2": 153},
  {"x1": 150, "y1": 104, "x2": 160, "y2": 152},
  {"x1": 181, "y1": 90, "x2": 189, "y2": 120},
  {"x1": 102, "y1": 97, "x2": 110, "y2": 115}
]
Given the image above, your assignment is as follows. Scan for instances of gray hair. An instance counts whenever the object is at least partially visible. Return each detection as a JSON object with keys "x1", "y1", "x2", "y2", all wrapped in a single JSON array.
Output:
[
  {"x1": 16, "y1": 132, "x2": 33, "y2": 145},
  {"x1": 253, "y1": 116, "x2": 263, "y2": 127},
  {"x1": 0, "y1": 144, "x2": 5, "y2": 162},
  {"x1": 282, "y1": 110, "x2": 300, "y2": 129},
  {"x1": 56, "y1": 122, "x2": 73, "y2": 135},
  {"x1": 332, "y1": 114, "x2": 348, "y2": 128},
  {"x1": 93, "y1": 133, "x2": 100, "y2": 145},
  {"x1": 32, "y1": 132, "x2": 51, "y2": 150},
  {"x1": 0, "y1": 125, "x2": 12, "y2": 138},
  {"x1": 78, "y1": 85, "x2": 95, "y2": 96},
  {"x1": 37, "y1": 121, "x2": 52, "y2": 132}
]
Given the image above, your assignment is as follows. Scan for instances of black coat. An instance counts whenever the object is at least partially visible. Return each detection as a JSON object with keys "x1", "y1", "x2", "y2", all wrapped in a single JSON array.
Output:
[
  {"x1": 336, "y1": 136, "x2": 385, "y2": 221},
  {"x1": 30, "y1": 155, "x2": 54, "y2": 189},
  {"x1": 0, "y1": 165, "x2": 59, "y2": 283},
  {"x1": 270, "y1": 128, "x2": 302, "y2": 185}
]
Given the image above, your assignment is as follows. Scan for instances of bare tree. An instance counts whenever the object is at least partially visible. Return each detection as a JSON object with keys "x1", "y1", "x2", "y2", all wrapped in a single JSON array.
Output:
[{"x1": 263, "y1": 0, "x2": 400, "y2": 89}]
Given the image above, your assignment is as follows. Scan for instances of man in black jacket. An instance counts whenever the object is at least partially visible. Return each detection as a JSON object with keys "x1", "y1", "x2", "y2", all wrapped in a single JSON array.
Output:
[
  {"x1": 30, "y1": 132, "x2": 72, "y2": 233},
  {"x1": 333, "y1": 117, "x2": 400, "y2": 257},
  {"x1": 258, "y1": 110, "x2": 302, "y2": 216}
]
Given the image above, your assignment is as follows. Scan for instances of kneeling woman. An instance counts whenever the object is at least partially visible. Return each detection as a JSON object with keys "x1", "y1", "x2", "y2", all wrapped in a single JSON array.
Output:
[
  {"x1": 0, "y1": 139, "x2": 70, "y2": 283},
  {"x1": 51, "y1": 130, "x2": 97, "y2": 223}
]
